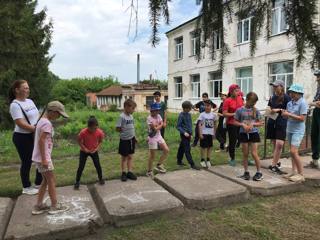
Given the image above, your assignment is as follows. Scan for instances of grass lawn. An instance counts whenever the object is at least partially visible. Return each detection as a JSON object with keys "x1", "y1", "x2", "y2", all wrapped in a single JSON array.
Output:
[{"x1": 78, "y1": 189, "x2": 320, "y2": 240}]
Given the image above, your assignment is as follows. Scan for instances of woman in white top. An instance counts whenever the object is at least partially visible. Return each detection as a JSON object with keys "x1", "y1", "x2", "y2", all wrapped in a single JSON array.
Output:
[{"x1": 9, "y1": 80, "x2": 42, "y2": 195}]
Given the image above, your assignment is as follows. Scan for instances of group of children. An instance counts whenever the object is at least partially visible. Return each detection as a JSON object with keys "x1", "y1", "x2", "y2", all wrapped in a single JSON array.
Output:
[{"x1": 31, "y1": 83, "x2": 309, "y2": 215}]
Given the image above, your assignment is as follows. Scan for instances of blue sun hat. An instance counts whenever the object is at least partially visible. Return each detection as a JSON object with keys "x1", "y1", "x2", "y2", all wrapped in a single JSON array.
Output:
[
  {"x1": 150, "y1": 102, "x2": 161, "y2": 111},
  {"x1": 288, "y1": 83, "x2": 304, "y2": 94}
]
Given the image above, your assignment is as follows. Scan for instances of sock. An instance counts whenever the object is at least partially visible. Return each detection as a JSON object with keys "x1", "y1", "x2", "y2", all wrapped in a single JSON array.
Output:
[{"x1": 201, "y1": 158, "x2": 205, "y2": 162}]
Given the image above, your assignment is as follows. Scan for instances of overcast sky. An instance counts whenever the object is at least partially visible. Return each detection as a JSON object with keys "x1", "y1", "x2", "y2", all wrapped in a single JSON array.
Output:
[{"x1": 36, "y1": 0, "x2": 200, "y2": 83}]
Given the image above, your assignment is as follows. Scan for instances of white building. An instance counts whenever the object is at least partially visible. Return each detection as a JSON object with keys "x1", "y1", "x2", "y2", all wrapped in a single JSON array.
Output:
[{"x1": 166, "y1": 0, "x2": 320, "y2": 111}]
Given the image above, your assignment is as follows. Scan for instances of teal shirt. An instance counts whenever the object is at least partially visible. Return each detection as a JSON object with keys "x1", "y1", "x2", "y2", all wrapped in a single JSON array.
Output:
[{"x1": 286, "y1": 97, "x2": 308, "y2": 134}]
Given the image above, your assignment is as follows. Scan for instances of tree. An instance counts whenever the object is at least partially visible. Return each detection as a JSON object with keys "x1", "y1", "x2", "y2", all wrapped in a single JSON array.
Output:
[
  {"x1": 0, "y1": 0, "x2": 54, "y2": 128},
  {"x1": 144, "y1": 0, "x2": 320, "y2": 69},
  {"x1": 51, "y1": 76, "x2": 119, "y2": 106}
]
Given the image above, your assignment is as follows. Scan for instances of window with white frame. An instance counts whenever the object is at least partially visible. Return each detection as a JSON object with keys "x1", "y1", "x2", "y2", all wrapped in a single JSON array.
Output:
[
  {"x1": 175, "y1": 37, "x2": 183, "y2": 60},
  {"x1": 190, "y1": 31, "x2": 200, "y2": 56},
  {"x1": 213, "y1": 30, "x2": 222, "y2": 50},
  {"x1": 269, "y1": 61, "x2": 293, "y2": 91},
  {"x1": 237, "y1": 17, "x2": 252, "y2": 44},
  {"x1": 190, "y1": 74, "x2": 201, "y2": 98},
  {"x1": 271, "y1": 0, "x2": 288, "y2": 35},
  {"x1": 208, "y1": 71, "x2": 222, "y2": 98},
  {"x1": 174, "y1": 77, "x2": 183, "y2": 98},
  {"x1": 236, "y1": 67, "x2": 253, "y2": 95}
]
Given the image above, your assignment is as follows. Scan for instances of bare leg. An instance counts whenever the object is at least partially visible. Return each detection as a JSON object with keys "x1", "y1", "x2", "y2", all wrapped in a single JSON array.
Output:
[
  {"x1": 121, "y1": 156, "x2": 127, "y2": 172},
  {"x1": 127, "y1": 155, "x2": 133, "y2": 172},
  {"x1": 242, "y1": 143, "x2": 249, "y2": 172},
  {"x1": 290, "y1": 145, "x2": 303, "y2": 175},
  {"x1": 148, "y1": 150, "x2": 156, "y2": 171},
  {"x1": 251, "y1": 143, "x2": 261, "y2": 172},
  {"x1": 272, "y1": 140, "x2": 284, "y2": 166},
  {"x1": 44, "y1": 171, "x2": 57, "y2": 207},
  {"x1": 158, "y1": 142, "x2": 169, "y2": 165},
  {"x1": 207, "y1": 147, "x2": 212, "y2": 161},
  {"x1": 36, "y1": 174, "x2": 48, "y2": 206}
]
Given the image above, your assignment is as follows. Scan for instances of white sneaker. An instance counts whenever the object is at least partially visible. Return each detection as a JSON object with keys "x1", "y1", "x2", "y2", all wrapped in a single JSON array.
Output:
[
  {"x1": 200, "y1": 160, "x2": 206, "y2": 168},
  {"x1": 22, "y1": 187, "x2": 38, "y2": 195},
  {"x1": 289, "y1": 174, "x2": 305, "y2": 183},
  {"x1": 282, "y1": 172, "x2": 296, "y2": 179},
  {"x1": 206, "y1": 161, "x2": 212, "y2": 168},
  {"x1": 48, "y1": 202, "x2": 69, "y2": 215},
  {"x1": 33, "y1": 185, "x2": 41, "y2": 189}
]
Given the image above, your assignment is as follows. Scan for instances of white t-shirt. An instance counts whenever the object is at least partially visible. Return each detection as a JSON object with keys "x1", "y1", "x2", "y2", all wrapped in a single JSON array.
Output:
[
  {"x1": 9, "y1": 99, "x2": 39, "y2": 133},
  {"x1": 198, "y1": 112, "x2": 217, "y2": 135}
]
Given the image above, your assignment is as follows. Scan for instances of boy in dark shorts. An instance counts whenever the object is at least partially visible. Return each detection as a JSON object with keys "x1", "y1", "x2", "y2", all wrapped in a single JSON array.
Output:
[
  {"x1": 116, "y1": 99, "x2": 138, "y2": 182},
  {"x1": 192, "y1": 92, "x2": 217, "y2": 147},
  {"x1": 198, "y1": 100, "x2": 217, "y2": 168}
]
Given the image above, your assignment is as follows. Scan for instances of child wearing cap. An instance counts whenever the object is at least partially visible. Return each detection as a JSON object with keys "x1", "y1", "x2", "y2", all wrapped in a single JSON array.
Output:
[
  {"x1": 153, "y1": 91, "x2": 167, "y2": 138},
  {"x1": 116, "y1": 99, "x2": 138, "y2": 182},
  {"x1": 266, "y1": 80, "x2": 291, "y2": 174},
  {"x1": 146, "y1": 103, "x2": 169, "y2": 178},
  {"x1": 198, "y1": 100, "x2": 217, "y2": 168},
  {"x1": 281, "y1": 83, "x2": 308, "y2": 182},
  {"x1": 176, "y1": 101, "x2": 200, "y2": 170},
  {"x1": 74, "y1": 116, "x2": 105, "y2": 190},
  {"x1": 32, "y1": 101, "x2": 69, "y2": 215}
]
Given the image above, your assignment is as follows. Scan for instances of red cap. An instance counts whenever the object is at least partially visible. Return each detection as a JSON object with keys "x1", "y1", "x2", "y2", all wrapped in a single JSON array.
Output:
[{"x1": 228, "y1": 84, "x2": 240, "y2": 94}]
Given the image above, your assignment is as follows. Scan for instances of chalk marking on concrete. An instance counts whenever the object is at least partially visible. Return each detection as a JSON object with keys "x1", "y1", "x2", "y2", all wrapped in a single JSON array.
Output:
[
  {"x1": 44, "y1": 195, "x2": 95, "y2": 225},
  {"x1": 104, "y1": 190, "x2": 168, "y2": 204}
]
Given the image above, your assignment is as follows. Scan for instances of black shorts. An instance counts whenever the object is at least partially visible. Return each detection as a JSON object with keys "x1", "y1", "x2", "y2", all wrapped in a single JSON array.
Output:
[
  {"x1": 118, "y1": 137, "x2": 135, "y2": 156},
  {"x1": 200, "y1": 134, "x2": 213, "y2": 148},
  {"x1": 239, "y1": 132, "x2": 261, "y2": 143},
  {"x1": 266, "y1": 123, "x2": 286, "y2": 141}
]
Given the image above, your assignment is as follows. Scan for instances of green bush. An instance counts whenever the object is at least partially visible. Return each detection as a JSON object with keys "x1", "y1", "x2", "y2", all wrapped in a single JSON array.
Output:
[{"x1": 108, "y1": 104, "x2": 118, "y2": 112}]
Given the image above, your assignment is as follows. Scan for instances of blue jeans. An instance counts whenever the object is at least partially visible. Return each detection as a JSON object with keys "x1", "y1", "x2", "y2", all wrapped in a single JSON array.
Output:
[{"x1": 177, "y1": 134, "x2": 195, "y2": 166}]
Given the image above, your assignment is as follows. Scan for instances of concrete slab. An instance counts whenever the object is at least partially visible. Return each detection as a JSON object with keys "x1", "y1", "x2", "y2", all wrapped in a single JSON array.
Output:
[
  {"x1": 5, "y1": 186, "x2": 103, "y2": 240},
  {"x1": 0, "y1": 198, "x2": 14, "y2": 240},
  {"x1": 261, "y1": 156, "x2": 320, "y2": 186},
  {"x1": 91, "y1": 177, "x2": 184, "y2": 227},
  {"x1": 154, "y1": 169, "x2": 250, "y2": 210},
  {"x1": 208, "y1": 165, "x2": 305, "y2": 196}
]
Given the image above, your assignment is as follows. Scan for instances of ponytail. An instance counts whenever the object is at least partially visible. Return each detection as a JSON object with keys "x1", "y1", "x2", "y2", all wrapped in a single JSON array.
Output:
[{"x1": 8, "y1": 80, "x2": 27, "y2": 103}]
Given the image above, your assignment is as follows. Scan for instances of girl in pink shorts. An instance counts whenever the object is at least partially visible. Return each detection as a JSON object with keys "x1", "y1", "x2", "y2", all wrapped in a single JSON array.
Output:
[{"x1": 146, "y1": 103, "x2": 169, "y2": 178}]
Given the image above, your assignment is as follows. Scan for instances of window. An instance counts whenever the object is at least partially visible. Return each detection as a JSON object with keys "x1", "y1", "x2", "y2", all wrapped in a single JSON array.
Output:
[
  {"x1": 190, "y1": 74, "x2": 200, "y2": 98},
  {"x1": 272, "y1": 0, "x2": 288, "y2": 35},
  {"x1": 208, "y1": 71, "x2": 222, "y2": 98},
  {"x1": 175, "y1": 37, "x2": 183, "y2": 60},
  {"x1": 213, "y1": 30, "x2": 222, "y2": 50},
  {"x1": 237, "y1": 17, "x2": 252, "y2": 44},
  {"x1": 269, "y1": 61, "x2": 293, "y2": 91},
  {"x1": 146, "y1": 96, "x2": 154, "y2": 109},
  {"x1": 236, "y1": 67, "x2": 253, "y2": 95},
  {"x1": 190, "y1": 31, "x2": 200, "y2": 56},
  {"x1": 174, "y1": 77, "x2": 183, "y2": 98}
]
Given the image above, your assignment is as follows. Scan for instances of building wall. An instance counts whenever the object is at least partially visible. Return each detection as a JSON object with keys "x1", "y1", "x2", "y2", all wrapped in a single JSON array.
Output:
[{"x1": 167, "y1": 9, "x2": 319, "y2": 111}]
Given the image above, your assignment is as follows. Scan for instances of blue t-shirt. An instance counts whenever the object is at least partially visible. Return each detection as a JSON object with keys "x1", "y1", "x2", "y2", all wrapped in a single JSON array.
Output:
[
  {"x1": 286, "y1": 97, "x2": 308, "y2": 134},
  {"x1": 267, "y1": 94, "x2": 291, "y2": 127},
  {"x1": 234, "y1": 106, "x2": 262, "y2": 133}
]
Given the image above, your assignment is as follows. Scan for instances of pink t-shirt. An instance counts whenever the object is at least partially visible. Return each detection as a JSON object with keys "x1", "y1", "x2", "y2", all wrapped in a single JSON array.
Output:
[
  {"x1": 32, "y1": 118, "x2": 53, "y2": 163},
  {"x1": 147, "y1": 114, "x2": 164, "y2": 144}
]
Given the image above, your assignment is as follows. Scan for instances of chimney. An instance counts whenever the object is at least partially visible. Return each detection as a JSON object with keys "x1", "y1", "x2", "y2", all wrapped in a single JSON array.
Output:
[{"x1": 137, "y1": 53, "x2": 140, "y2": 84}]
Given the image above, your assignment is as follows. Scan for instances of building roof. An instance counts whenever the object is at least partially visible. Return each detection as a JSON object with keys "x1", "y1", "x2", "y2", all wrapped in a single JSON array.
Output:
[
  {"x1": 96, "y1": 84, "x2": 163, "y2": 97},
  {"x1": 96, "y1": 85, "x2": 123, "y2": 96},
  {"x1": 165, "y1": 16, "x2": 199, "y2": 35}
]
